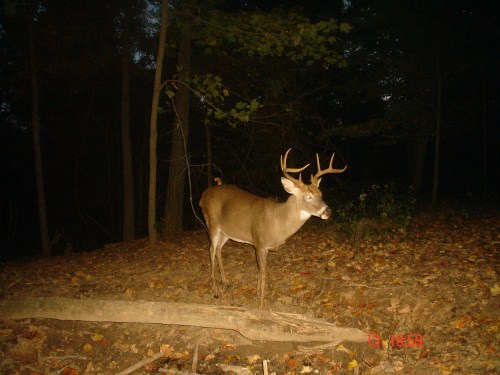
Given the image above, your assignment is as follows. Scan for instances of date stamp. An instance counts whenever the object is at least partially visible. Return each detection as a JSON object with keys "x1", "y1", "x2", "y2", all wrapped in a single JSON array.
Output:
[{"x1": 368, "y1": 333, "x2": 423, "y2": 348}]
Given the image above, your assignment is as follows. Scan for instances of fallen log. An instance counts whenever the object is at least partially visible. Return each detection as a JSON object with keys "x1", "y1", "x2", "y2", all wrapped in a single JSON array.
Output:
[{"x1": 0, "y1": 297, "x2": 366, "y2": 343}]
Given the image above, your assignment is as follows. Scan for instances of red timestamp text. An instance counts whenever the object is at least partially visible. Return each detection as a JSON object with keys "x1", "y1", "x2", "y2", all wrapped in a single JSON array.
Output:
[{"x1": 367, "y1": 333, "x2": 423, "y2": 347}]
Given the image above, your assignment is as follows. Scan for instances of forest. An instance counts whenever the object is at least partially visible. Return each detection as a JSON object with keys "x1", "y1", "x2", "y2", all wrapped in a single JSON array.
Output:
[
  {"x1": 0, "y1": 0, "x2": 498, "y2": 257},
  {"x1": 0, "y1": 1, "x2": 499, "y2": 374}
]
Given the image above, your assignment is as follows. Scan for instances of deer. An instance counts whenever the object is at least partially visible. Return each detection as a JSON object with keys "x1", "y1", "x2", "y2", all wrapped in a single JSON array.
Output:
[{"x1": 199, "y1": 148, "x2": 347, "y2": 308}]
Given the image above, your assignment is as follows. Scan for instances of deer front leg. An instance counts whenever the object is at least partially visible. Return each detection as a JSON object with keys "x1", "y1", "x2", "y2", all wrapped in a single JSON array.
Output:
[{"x1": 256, "y1": 247, "x2": 268, "y2": 309}]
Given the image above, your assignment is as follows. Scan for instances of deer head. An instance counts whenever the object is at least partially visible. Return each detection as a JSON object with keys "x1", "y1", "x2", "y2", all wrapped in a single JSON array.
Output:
[{"x1": 280, "y1": 148, "x2": 347, "y2": 220}]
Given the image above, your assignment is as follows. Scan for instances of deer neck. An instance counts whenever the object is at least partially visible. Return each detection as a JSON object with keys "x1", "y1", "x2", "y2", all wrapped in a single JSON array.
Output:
[{"x1": 276, "y1": 195, "x2": 310, "y2": 234}]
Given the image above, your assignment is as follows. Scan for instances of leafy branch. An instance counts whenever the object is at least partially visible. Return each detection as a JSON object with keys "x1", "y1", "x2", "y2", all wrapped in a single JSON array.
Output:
[
  {"x1": 163, "y1": 75, "x2": 261, "y2": 127},
  {"x1": 186, "y1": 7, "x2": 350, "y2": 67}
]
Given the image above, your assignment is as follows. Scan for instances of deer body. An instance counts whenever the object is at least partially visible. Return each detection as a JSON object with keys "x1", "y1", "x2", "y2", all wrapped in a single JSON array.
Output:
[{"x1": 200, "y1": 149, "x2": 346, "y2": 308}]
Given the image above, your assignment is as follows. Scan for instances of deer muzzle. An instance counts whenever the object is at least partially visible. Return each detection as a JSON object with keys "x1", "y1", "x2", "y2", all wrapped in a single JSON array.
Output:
[{"x1": 320, "y1": 206, "x2": 332, "y2": 220}]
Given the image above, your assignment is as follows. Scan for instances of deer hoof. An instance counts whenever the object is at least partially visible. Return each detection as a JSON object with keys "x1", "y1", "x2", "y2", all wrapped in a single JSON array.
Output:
[
  {"x1": 212, "y1": 286, "x2": 219, "y2": 298},
  {"x1": 213, "y1": 284, "x2": 229, "y2": 299}
]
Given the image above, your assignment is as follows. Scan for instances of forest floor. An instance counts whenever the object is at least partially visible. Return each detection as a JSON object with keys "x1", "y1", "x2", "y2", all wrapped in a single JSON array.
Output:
[{"x1": 0, "y1": 210, "x2": 498, "y2": 375}]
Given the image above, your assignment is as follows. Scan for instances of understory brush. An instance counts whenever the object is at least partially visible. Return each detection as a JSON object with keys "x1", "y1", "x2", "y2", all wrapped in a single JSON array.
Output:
[{"x1": 331, "y1": 183, "x2": 416, "y2": 245}]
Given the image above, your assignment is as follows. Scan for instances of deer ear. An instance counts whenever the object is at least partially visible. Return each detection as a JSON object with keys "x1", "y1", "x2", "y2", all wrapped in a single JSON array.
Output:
[{"x1": 281, "y1": 177, "x2": 300, "y2": 195}]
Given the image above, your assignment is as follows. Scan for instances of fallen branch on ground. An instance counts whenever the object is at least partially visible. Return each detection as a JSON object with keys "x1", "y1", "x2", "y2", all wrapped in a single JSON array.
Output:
[{"x1": 0, "y1": 297, "x2": 366, "y2": 343}]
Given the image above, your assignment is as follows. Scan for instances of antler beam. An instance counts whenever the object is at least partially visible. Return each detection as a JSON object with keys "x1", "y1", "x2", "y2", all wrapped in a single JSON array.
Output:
[
  {"x1": 280, "y1": 148, "x2": 310, "y2": 186},
  {"x1": 311, "y1": 153, "x2": 347, "y2": 186}
]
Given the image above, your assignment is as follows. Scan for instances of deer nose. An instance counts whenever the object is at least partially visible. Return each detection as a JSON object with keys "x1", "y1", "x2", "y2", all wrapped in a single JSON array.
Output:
[{"x1": 320, "y1": 207, "x2": 331, "y2": 220}]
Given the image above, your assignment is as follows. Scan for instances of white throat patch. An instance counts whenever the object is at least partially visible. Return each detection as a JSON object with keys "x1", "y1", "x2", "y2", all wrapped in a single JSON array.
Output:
[{"x1": 300, "y1": 210, "x2": 312, "y2": 220}]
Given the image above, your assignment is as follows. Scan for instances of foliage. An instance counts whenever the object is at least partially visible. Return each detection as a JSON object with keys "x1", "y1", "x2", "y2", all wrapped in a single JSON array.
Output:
[
  {"x1": 1, "y1": 0, "x2": 497, "y2": 256},
  {"x1": 165, "y1": 74, "x2": 261, "y2": 127},
  {"x1": 193, "y1": 7, "x2": 350, "y2": 67},
  {"x1": 167, "y1": 5, "x2": 351, "y2": 131},
  {"x1": 333, "y1": 183, "x2": 416, "y2": 238},
  {"x1": 455, "y1": 191, "x2": 499, "y2": 219},
  {"x1": 154, "y1": 217, "x2": 164, "y2": 239}
]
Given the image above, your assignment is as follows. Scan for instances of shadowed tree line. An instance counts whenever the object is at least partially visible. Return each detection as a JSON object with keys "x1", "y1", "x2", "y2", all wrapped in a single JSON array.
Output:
[{"x1": 0, "y1": 0, "x2": 498, "y2": 258}]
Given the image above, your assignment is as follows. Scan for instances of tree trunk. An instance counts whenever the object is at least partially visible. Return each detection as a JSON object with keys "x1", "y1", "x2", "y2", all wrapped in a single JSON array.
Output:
[
  {"x1": 121, "y1": 3, "x2": 135, "y2": 241},
  {"x1": 148, "y1": 0, "x2": 168, "y2": 244},
  {"x1": 480, "y1": 68, "x2": 488, "y2": 196},
  {"x1": 28, "y1": 0, "x2": 50, "y2": 256},
  {"x1": 410, "y1": 134, "x2": 428, "y2": 194},
  {"x1": 163, "y1": 28, "x2": 191, "y2": 236},
  {"x1": 0, "y1": 297, "x2": 367, "y2": 344},
  {"x1": 431, "y1": 55, "x2": 442, "y2": 206},
  {"x1": 205, "y1": 121, "x2": 213, "y2": 188}
]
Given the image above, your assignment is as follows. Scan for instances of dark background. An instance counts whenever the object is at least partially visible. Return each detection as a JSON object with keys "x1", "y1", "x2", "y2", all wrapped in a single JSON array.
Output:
[{"x1": 1, "y1": 0, "x2": 498, "y2": 259}]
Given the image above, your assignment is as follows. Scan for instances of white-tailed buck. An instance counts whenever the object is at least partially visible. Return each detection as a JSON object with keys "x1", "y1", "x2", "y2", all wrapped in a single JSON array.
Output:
[{"x1": 199, "y1": 148, "x2": 347, "y2": 308}]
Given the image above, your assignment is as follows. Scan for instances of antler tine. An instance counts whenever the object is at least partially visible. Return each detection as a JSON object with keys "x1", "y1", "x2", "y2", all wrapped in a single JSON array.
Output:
[
  {"x1": 311, "y1": 152, "x2": 347, "y2": 186},
  {"x1": 280, "y1": 148, "x2": 309, "y2": 186}
]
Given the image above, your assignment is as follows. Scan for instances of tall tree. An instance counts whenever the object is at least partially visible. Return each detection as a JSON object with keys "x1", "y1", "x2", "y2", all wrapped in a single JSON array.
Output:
[
  {"x1": 148, "y1": 0, "x2": 168, "y2": 243},
  {"x1": 121, "y1": 1, "x2": 135, "y2": 241},
  {"x1": 163, "y1": 25, "x2": 191, "y2": 236},
  {"x1": 431, "y1": 54, "x2": 442, "y2": 205},
  {"x1": 28, "y1": 0, "x2": 50, "y2": 256}
]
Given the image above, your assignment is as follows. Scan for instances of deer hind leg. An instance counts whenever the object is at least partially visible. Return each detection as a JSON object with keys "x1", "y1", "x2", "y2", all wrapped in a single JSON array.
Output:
[
  {"x1": 216, "y1": 233, "x2": 229, "y2": 285},
  {"x1": 209, "y1": 228, "x2": 229, "y2": 298}
]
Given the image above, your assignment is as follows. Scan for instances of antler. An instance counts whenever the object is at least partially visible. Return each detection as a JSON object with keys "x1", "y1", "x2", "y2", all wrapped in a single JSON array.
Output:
[
  {"x1": 280, "y1": 148, "x2": 310, "y2": 186},
  {"x1": 310, "y1": 152, "x2": 347, "y2": 186}
]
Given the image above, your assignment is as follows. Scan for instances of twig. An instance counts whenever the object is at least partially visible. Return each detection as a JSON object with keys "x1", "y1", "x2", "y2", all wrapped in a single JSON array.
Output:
[
  {"x1": 314, "y1": 277, "x2": 328, "y2": 299},
  {"x1": 345, "y1": 283, "x2": 406, "y2": 289},
  {"x1": 25, "y1": 365, "x2": 44, "y2": 373},
  {"x1": 191, "y1": 340, "x2": 199, "y2": 373},
  {"x1": 84, "y1": 213, "x2": 113, "y2": 238},
  {"x1": 297, "y1": 341, "x2": 341, "y2": 355},
  {"x1": 321, "y1": 278, "x2": 406, "y2": 290},
  {"x1": 356, "y1": 354, "x2": 374, "y2": 371},
  {"x1": 116, "y1": 352, "x2": 164, "y2": 375},
  {"x1": 170, "y1": 96, "x2": 208, "y2": 233},
  {"x1": 263, "y1": 359, "x2": 269, "y2": 375},
  {"x1": 218, "y1": 364, "x2": 252, "y2": 374},
  {"x1": 40, "y1": 355, "x2": 87, "y2": 361},
  {"x1": 158, "y1": 369, "x2": 201, "y2": 374}
]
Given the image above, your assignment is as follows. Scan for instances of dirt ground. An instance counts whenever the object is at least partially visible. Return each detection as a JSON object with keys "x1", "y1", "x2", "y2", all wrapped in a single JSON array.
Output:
[{"x1": 0, "y1": 211, "x2": 498, "y2": 374}]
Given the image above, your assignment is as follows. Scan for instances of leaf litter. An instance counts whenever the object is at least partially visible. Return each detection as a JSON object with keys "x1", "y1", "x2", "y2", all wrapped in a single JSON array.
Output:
[{"x1": 0, "y1": 211, "x2": 498, "y2": 374}]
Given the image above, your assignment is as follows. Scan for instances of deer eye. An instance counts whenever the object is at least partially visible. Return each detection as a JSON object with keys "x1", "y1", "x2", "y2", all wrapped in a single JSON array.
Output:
[{"x1": 305, "y1": 194, "x2": 312, "y2": 200}]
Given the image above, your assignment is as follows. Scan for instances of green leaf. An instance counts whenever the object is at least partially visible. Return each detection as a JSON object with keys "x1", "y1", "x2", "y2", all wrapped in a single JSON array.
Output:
[
  {"x1": 249, "y1": 98, "x2": 260, "y2": 111},
  {"x1": 340, "y1": 22, "x2": 352, "y2": 33}
]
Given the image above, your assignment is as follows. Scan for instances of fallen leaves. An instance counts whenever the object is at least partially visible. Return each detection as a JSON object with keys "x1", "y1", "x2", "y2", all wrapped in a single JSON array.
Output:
[
  {"x1": 490, "y1": 283, "x2": 500, "y2": 296},
  {"x1": 6, "y1": 325, "x2": 46, "y2": 364},
  {"x1": 245, "y1": 354, "x2": 261, "y2": 364},
  {"x1": 286, "y1": 357, "x2": 300, "y2": 369},
  {"x1": 0, "y1": 212, "x2": 498, "y2": 374},
  {"x1": 451, "y1": 314, "x2": 478, "y2": 329},
  {"x1": 346, "y1": 358, "x2": 358, "y2": 370}
]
